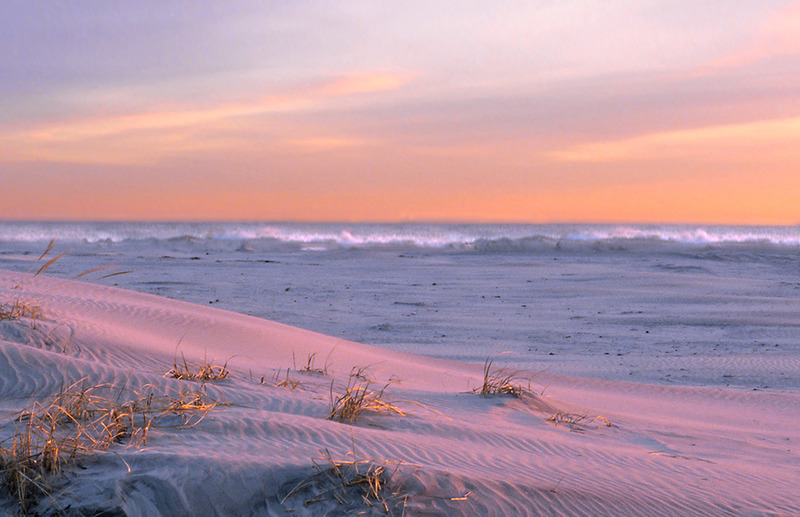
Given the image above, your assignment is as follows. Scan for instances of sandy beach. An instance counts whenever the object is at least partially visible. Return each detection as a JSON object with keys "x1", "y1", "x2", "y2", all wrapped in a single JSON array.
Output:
[
  {"x1": 5, "y1": 0, "x2": 800, "y2": 513},
  {"x1": 1, "y1": 258, "x2": 799, "y2": 515}
]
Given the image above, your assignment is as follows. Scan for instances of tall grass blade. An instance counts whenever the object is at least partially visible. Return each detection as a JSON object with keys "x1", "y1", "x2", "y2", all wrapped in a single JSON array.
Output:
[
  {"x1": 33, "y1": 252, "x2": 67, "y2": 278},
  {"x1": 98, "y1": 271, "x2": 133, "y2": 280},
  {"x1": 35, "y1": 239, "x2": 55, "y2": 263},
  {"x1": 73, "y1": 266, "x2": 116, "y2": 279}
]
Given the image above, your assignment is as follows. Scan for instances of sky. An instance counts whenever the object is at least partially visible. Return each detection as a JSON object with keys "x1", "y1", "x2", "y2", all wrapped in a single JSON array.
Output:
[{"x1": 1, "y1": 1, "x2": 799, "y2": 224}]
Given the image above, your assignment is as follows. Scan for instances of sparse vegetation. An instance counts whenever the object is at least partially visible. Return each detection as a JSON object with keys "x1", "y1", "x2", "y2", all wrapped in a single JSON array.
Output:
[
  {"x1": 0, "y1": 300, "x2": 43, "y2": 329},
  {"x1": 281, "y1": 448, "x2": 406, "y2": 514},
  {"x1": 295, "y1": 351, "x2": 329, "y2": 376},
  {"x1": 473, "y1": 356, "x2": 534, "y2": 398},
  {"x1": 158, "y1": 387, "x2": 227, "y2": 424},
  {"x1": 250, "y1": 368, "x2": 305, "y2": 390},
  {"x1": 273, "y1": 368, "x2": 305, "y2": 390},
  {"x1": 166, "y1": 353, "x2": 230, "y2": 382},
  {"x1": 3, "y1": 240, "x2": 132, "y2": 338},
  {"x1": 0, "y1": 380, "x2": 145, "y2": 514},
  {"x1": 546, "y1": 412, "x2": 613, "y2": 432},
  {"x1": 0, "y1": 379, "x2": 226, "y2": 514},
  {"x1": 328, "y1": 367, "x2": 404, "y2": 424},
  {"x1": 29, "y1": 239, "x2": 66, "y2": 281},
  {"x1": 280, "y1": 447, "x2": 472, "y2": 514},
  {"x1": 72, "y1": 266, "x2": 133, "y2": 280},
  {"x1": 1, "y1": 240, "x2": 59, "y2": 329}
]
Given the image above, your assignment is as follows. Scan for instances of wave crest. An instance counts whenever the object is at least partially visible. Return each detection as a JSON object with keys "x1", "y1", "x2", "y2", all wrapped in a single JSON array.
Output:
[{"x1": 1, "y1": 222, "x2": 799, "y2": 252}]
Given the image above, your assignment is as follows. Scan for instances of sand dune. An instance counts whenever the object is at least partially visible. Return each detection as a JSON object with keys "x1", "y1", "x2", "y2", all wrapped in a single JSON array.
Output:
[{"x1": 1, "y1": 269, "x2": 798, "y2": 516}]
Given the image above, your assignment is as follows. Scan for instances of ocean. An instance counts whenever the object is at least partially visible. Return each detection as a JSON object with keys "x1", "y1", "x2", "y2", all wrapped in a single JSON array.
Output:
[
  {"x1": 2, "y1": 221, "x2": 799, "y2": 390},
  {"x1": 2, "y1": 221, "x2": 800, "y2": 249}
]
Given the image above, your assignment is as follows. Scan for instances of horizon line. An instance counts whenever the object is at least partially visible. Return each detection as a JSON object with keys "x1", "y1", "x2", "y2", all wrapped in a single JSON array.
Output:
[{"x1": 1, "y1": 218, "x2": 798, "y2": 228}]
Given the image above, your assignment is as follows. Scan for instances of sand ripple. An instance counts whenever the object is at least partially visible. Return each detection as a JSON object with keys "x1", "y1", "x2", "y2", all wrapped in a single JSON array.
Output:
[{"x1": 1, "y1": 270, "x2": 799, "y2": 516}]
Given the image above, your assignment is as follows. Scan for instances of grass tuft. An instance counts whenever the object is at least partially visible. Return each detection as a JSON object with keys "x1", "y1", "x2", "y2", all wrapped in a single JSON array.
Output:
[
  {"x1": 473, "y1": 356, "x2": 534, "y2": 398},
  {"x1": 158, "y1": 388, "x2": 226, "y2": 424},
  {"x1": 281, "y1": 447, "x2": 472, "y2": 514},
  {"x1": 328, "y1": 367, "x2": 404, "y2": 424},
  {"x1": 546, "y1": 412, "x2": 613, "y2": 432},
  {"x1": 281, "y1": 448, "x2": 408, "y2": 513},
  {"x1": 0, "y1": 380, "x2": 226, "y2": 514},
  {"x1": 166, "y1": 353, "x2": 230, "y2": 382},
  {"x1": 294, "y1": 351, "x2": 329, "y2": 376},
  {"x1": 273, "y1": 368, "x2": 305, "y2": 390},
  {"x1": 0, "y1": 300, "x2": 43, "y2": 329},
  {"x1": 0, "y1": 380, "x2": 149, "y2": 513}
]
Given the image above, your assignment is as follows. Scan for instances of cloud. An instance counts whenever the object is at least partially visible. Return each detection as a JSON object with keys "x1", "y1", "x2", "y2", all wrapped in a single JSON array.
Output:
[
  {"x1": 318, "y1": 72, "x2": 416, "y2": 96},
  {"x1": 708, "y1": 0, "x2": 800, "y2": 69},
  {"x1": 0, "y1": 71, "x2": 412, "y2": 165},
  {"x1": 286, "y1": 138, "x2": 373, "y2": 153},
  {"x1": 545, "y1": 116, "x2": 800, "y2": 163}
]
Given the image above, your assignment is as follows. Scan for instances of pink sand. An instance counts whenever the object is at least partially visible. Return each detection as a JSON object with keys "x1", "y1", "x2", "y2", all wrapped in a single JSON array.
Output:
[{"x1": 1, "y1": 269, "x2": 798, "y2": 515}]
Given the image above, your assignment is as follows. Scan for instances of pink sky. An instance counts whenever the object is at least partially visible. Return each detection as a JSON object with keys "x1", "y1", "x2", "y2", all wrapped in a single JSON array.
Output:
[{"x1": 1, "y1": 1, "x2": 799, "y2": 223}]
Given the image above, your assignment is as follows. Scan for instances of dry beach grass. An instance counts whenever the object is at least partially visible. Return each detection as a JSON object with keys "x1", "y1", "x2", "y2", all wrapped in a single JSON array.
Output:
[
  {"x1": 0, "y1": 379, "x2": 226, "y2": 514},
  {"x1": 328, "y1": 367, "x2": 406, "y2": 424},
  {"x1": 166, "y1": 352, "x2": 231, "y2": 383},
  {"x1": 473, "y1": 355, "x2": 536, "y2": 398},
  {"x1": 0, "y1": 300, "x2": 42, "y2": 330},
  {"x1": 280, "y1": 448, "x2": 407, "y2": 514}
]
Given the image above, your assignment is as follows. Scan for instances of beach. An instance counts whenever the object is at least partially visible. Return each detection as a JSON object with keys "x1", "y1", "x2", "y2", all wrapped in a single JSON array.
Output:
[
  {"x1": 7, "y1": 1, "x2": 800, "y2": 514},
  {"x1": 1, "y1": 223, "x2": 799, "y2": 515}
]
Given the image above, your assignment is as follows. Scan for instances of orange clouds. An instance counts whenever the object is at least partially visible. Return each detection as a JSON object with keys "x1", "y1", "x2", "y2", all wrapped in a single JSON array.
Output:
[
  {"x1": 545, "y1": 116, "x2": 800, "y2": 163},
  {"x1": 0, "y1": 71, "x2": 412, "y2": 166},
  {"x1": 531, "y1": 115, "x2": 800, "y2": 224},
  {"x1": 318, "y1": 72, "x2": 415, "y2": 97}
]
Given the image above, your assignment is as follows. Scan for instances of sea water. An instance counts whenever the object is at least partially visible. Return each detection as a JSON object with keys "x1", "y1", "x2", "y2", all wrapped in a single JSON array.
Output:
[{"x1": 2, "y1": 222, "x2": 799, "y2": 390}]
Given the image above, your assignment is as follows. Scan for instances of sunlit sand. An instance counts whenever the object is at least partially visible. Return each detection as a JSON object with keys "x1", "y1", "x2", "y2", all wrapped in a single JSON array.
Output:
[{"x1": 2, "y1": 267, "x2": 798, "y2": 515}]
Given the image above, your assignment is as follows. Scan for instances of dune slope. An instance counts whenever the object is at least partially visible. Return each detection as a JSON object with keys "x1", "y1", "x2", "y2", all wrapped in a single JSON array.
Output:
[{"x1": 0, "y1": 270, "x2": 798, "y2": 516}]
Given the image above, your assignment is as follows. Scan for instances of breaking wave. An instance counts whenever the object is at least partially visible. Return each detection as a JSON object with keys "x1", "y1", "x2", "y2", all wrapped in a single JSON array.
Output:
[{"x1": 1, "y1": 222, "x2": 799, "y2": 252}]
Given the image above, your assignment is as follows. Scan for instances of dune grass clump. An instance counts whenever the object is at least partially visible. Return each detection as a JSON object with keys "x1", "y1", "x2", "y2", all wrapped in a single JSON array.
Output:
[
  {"x1": 280, "y1": 449, "x2": 472, "y2": 514},
  {"x1": 166, "y1": 353, "x2": 230, "y2": 382},
  {"x1": 0, "y1": 380, "x2": 226, "y2": 514},
  {"x1": 158, "y1": 388, "x2": 227, "y2": 424},
  {"x1": 328, "y1": 367, "x2": 405, "y2": 424},
  {"x1": 0, "y1": 300, "x2": 43, "y2": 329},
  {"x1": 281, "y1": 448, "x2": 405, "y2": 513},
  {"x1": 0, "y1": 380, "x2": 151, "y2": 514},
  {"x1": 294, "y1": 351, "x2": 329, "y2": 376},
  {"x1": 473, "y1": 356, "x2": 534, "y2": 398},
  {"x1": 272, "y1": 368, "x2": 305, "y2": 390},
  {"x1": 547, "y1": 412, "x2": 613, "y2": 432}
]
